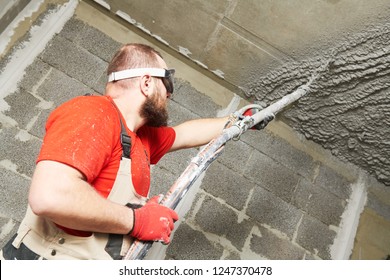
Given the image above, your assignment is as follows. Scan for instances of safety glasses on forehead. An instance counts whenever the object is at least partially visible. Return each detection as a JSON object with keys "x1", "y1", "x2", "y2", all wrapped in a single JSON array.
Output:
[{"x1": 108, "y1": 68, "x2": 175, "y2": 94}]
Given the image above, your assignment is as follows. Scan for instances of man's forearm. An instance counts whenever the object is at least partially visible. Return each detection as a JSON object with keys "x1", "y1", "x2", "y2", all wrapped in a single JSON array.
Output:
[{"x1": 170, "y1": 116, "x2": 229, "y2": 151}]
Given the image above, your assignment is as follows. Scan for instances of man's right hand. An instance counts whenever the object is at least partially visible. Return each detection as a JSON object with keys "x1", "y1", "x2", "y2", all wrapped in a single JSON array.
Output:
[{"x1": 129, "y1": 196, "x2": 179, "y2": 244}]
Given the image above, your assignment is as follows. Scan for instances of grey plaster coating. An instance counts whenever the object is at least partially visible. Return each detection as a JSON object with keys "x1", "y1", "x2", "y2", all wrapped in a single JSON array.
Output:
[{"x1": 245, "y1": 22, "x2": 390, "y2": 187}]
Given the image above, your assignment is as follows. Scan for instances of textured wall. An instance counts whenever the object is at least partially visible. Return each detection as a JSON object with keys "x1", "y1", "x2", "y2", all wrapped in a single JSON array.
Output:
[
  {"x1": 247, "y1": 22, "x2": 390, "y2": 186},
  {"x1": 0, "y1": 6, "x2": 356, "y2": 259},
  {"x1": 1, "y1": 0, "x2": 389, "y2": 260}
]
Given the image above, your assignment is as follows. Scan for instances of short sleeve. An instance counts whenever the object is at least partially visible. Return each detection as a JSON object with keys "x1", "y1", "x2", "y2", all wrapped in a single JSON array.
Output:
[{"x1": 37, "y1": 96, "x2": 121, "y2": 183}]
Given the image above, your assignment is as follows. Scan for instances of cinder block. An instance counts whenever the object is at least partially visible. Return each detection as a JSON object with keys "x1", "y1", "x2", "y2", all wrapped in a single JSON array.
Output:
[
  {"x1": 36, "y1": 67, "x2": 92, "y2": 107},
  {"x1": 296, "y1": 214, "x2": 336, "y2": 260},
  {"x1": 194, "y1": 196, "x2": 252, "y2": 251},
  {"x1": 0, "y1": 126, "x2": 41, "y2": 177},
  {"x1": 0, "y1": 168, "x2": 29, "y2": 222},
  {"x1": 194, "y1": 196, "x2": 249, "y2": 249},
  {"x1": 166, "y1": 223, "x2": 224, "y2": 260},
  {"x1": 244, "y1": 150, "x2": 300, "y2": 203},
  {"x1": 291, "y1": 177, "x2": 313, "y2": 211},
  {"x1": 18, "y1": 58, "x2": 51, "y2": 92},
  {"x1": 315, "y1": 164, "x2": 352, "y2": 200},
  {"x1": 306, "y1": 184, "x2": 346, "y2": 226},
  {"x1": 217, "y1": 139, "x2": 254, "y2": 175},
  {"x1": 250, "y1": 225, "x2": 305, "y2": 259},
  {"x1": 39, "y1": 35, "x2": 107, "y2": 89},
  {"x1": 4, "y1": 89, "x2": 41, "y2": 129},
  {"x1": 201, "y1": 161, "x2": 253, "y2": 211},
  {"x1": 61, "y1": 18, "x2": 122, "y2": 63},
  {"x1": 224, "y1": 250, "x2": 241, "y2": 260},
  {"x1": 172, "y1": 79, "x2": 221, "y2": 118},
  {"x1": 303, "y1": 252, "x2": 318, "y2": 260},
  {"x1": 58, "y1": 15, "x2": 86, "y2": 42},
  {"x1": 150, "y1": 165, "x2": 179, "y2": 197},
  {"x1": 242, "y1": 129, "x2": 316, "y2": 180},
  {"x1": 168, "y1": 96, "x2": 200, "y2": 125},
  {"x1": 93, "y1": 71, "x2": 108, "y2": 95},
  {"x1": 28, "y1": 109, "x2": 51, "y2": 139},
  {"x1": 247, "y1": 186, "x2": 302, "y2": 238},
  {"x1": 157, "y1": 147, "x2": 198, "y2": 178}
]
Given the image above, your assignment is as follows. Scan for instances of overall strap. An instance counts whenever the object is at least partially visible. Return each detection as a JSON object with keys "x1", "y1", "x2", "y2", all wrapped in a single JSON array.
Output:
[{"x1": 119, "y1": 118, "x2": 131, "y2": 159}]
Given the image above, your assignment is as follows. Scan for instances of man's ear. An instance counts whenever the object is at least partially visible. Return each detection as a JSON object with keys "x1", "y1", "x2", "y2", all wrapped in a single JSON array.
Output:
[{"x1": 140, "y1": 75, "x2": 152, "y2": 97}]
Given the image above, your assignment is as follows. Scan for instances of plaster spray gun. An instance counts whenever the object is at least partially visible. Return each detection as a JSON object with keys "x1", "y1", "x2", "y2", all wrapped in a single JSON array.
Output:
[{"x1": 124, "y1": 82, "x2": 312, "y2": 260}]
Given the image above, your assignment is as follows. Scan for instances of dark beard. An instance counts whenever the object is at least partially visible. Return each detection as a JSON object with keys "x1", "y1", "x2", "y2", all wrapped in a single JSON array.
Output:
[{"x1": 140, "y1": 94, "x2": 169, "y2": 127}]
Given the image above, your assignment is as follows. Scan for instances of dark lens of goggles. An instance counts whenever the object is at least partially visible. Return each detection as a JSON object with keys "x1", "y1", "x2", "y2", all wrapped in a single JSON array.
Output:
[
  {"x1": 161, "y1": 69, "x2": 175, "y2": 94},
  {"x1": 161, "y1": 76, "x2": 174, "y2": 94}
]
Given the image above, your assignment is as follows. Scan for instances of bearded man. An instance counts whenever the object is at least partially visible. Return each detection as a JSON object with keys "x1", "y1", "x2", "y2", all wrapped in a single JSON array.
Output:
[{"x1": 1, "y1": 43, "x2": 232, "y2": 260}]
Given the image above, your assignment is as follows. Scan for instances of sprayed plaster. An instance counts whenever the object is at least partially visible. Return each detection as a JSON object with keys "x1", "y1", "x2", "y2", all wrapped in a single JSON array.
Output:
[{"x1": 245, "y1": 23, "x2": 390, "y2": 187}]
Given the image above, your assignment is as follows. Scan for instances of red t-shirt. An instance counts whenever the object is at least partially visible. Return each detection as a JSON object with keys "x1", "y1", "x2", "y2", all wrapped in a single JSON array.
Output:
[{"x1": 37, "y1": 95, "x2": 175, "y2": 235}]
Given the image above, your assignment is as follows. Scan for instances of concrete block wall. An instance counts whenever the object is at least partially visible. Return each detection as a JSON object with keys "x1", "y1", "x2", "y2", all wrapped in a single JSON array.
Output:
[
  {"x1": 161, "y1": 123, "x2": 353, "y2": 259},
  {"x1": 0, "y1": 0, "x2": 389, "y2": 260}
]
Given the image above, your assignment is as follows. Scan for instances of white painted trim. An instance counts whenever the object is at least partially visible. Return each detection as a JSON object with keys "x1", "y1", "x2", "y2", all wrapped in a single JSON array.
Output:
[
  {"x1": 0, "y1": 0, "x2": 78, "y2": 109},
  {"x1": 330, "y1": 172, "x2": 367, "y2": 259}
]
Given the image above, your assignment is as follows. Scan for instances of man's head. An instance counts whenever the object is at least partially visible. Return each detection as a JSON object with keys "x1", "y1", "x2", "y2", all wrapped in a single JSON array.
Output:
[{"x1": 106, "y1": 43, "x2": 174, "y2": 127}]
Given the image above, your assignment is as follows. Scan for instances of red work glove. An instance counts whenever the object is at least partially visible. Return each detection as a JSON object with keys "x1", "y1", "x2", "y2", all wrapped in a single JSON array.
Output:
[
  {"x1": 129, "y1": 196, "x2": 179, "y2": 244},
  {"x1": 243, "y1": 107, "x2": 274, "y2": 130}
]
